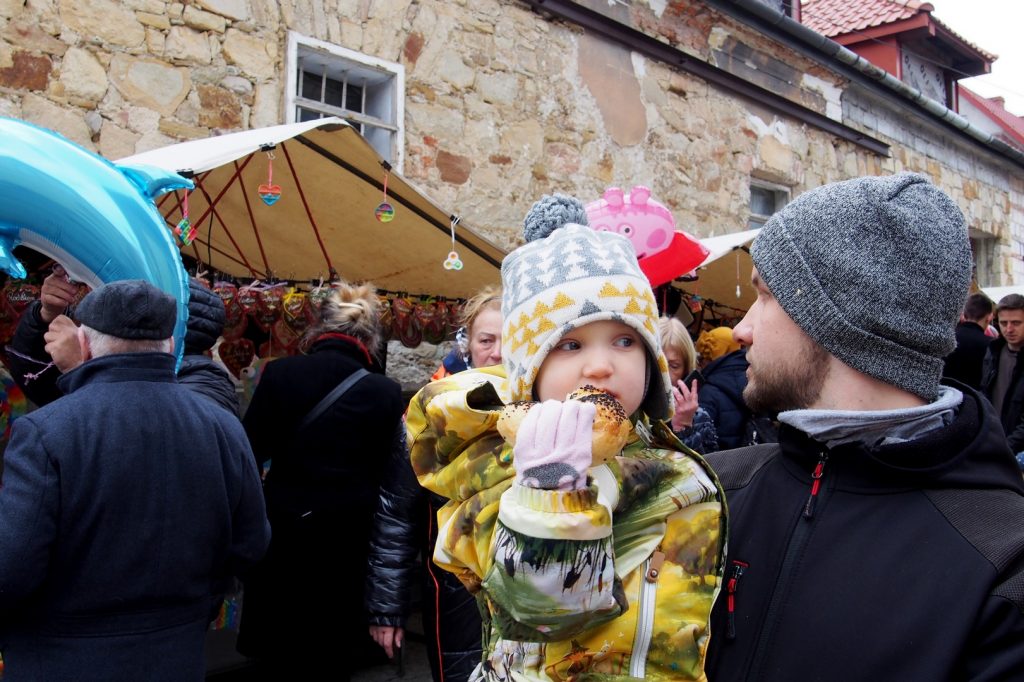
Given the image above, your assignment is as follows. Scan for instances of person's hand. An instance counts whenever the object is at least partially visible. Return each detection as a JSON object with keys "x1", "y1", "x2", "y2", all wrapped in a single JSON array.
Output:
[
  {"x1": 44, "y1": 314, "x2": 83, "y2": 373},
  {"x1": 670, "y1": 379, "x2": 700, "y2": 432},
  {"x1": 514, "y1": 399, "x2": 596, "y2": 491},
  {"x1": 39, "y1": 266, "x2": 80, "y2": 324},
  {"x1": 369, "y1": 625, "x2": 404, "y2": 659}
]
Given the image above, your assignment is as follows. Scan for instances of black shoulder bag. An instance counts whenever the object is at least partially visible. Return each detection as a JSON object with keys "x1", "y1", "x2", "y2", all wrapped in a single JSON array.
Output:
[{"x1": 298, "y1": 368, "x2": 370, "y2": 431}]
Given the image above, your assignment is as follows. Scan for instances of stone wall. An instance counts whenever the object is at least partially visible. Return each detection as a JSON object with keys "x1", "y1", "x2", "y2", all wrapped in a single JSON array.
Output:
[{"x1": 2, "y1": 0, "x2": 1023, "y2": 383}]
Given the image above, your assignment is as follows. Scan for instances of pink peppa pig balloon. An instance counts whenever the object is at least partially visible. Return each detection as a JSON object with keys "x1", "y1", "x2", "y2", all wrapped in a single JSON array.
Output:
[{"x1": 585, "y1": 186, "x2": 708, "y2": 287}]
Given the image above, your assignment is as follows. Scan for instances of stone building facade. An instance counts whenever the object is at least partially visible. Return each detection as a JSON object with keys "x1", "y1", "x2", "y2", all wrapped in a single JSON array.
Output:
[{"x1": 1, "y1": 0, "x2": 1021, "y2": 298}]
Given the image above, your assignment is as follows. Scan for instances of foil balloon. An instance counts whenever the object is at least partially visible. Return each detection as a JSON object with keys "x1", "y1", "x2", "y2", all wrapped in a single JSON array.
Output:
[
  {"x1": 585, "y1": 186, "x2": 709, "y2": 287},
  {"x1": 0, "y1": 117, "x2": 192, "y2": 367}
]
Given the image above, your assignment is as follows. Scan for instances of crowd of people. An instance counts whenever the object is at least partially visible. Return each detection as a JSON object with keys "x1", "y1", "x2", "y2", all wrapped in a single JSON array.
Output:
[{"x1": 0, "y1": 171, "x2": 1023, "y2": 682}]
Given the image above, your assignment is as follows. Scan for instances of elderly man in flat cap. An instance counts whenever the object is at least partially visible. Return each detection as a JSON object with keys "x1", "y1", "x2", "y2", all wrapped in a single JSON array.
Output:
[{"x1": 0, "y1": 280, "x2": 270, "y2": 682}]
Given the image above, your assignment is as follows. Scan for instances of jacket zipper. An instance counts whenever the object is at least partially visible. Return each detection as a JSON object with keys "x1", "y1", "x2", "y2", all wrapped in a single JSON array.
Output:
[
  {"x1": 746, "y1": 450, "x2": 830, "y2": 679},
  {"x1": 726, "y1": 559, "x2": 749, "y2": 640},
  {"x1": 629, "y1": 549, "x2": 664, "y2": 677},
  {"x1": 803, "y1": 452, "x2": 829, "y2": 519}
]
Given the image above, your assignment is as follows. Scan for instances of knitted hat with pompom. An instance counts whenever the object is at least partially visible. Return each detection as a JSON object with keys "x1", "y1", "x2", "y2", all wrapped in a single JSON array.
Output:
[{"x1": 501, "y1": 194, "x2": 671, "y2": 420}]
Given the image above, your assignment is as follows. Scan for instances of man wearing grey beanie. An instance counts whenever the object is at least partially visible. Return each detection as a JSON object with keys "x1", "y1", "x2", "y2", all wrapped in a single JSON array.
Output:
[{"x1": 703, "y1": 173, "x2": 1024, "y2": 681}]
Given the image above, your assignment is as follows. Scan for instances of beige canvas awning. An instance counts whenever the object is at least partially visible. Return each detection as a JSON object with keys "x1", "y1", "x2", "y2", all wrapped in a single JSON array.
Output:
[
  {"x1": 674, "y1": 228, "x2": 759, "y2": 311},
  {"x1": 119, "y1": 118, "x2": 505, "y2": 299}
]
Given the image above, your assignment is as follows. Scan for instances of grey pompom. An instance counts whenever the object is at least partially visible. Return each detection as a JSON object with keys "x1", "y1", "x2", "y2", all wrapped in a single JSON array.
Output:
[{"x1": 522, "y1": 194, "x2": 589, "y2": 242}]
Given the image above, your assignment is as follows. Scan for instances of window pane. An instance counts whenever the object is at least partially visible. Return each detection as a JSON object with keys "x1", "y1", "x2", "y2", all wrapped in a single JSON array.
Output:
[
  {"x1": 324, "y1": 77, "x2": 344, "y2": 108},
  {"x1": 301, "y1": 71, "x2": 322, "y2": 101},
  {"x1": 750, "y1": 187, "x2": 776, "y2": 216},
  {"x1": 346, "y1": 83, "x2": 364, "y2": 113},
  {"x1": 297, "y1": 107, "x2": 320, "y2": 122}
]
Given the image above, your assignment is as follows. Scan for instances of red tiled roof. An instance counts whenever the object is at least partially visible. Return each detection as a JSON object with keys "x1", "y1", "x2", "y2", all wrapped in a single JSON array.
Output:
[
  {"x1": 960, "y1": 86, "x2": 1024, "y2": 148},
  {"x1": 801, "y1": 0, "x2": 997, "y2": 61},
  {"x1": 802, "y1": 0, "x2": 928, "y2": 36}
]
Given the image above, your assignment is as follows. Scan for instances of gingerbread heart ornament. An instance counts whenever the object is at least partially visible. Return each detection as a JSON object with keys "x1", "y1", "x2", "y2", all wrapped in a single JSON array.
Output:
[
  {"x1": 416, "y1": 299, "x2": 449, "y2": 346},
  {"x1": 218, "y1": 337, "x2": 255, "y2": 379},
  {"x1": 4, "y1": 281, "x2": 39, "y2": 316},
  {"x1": 253, "y1": 285, "x2": 285, "y2": 332},
  {"x1": 282, "y1": 290, "x2": 315, "y2": 336},
  {"x1": 390, "y1": 296, "x2": 422, "y2": 348}
]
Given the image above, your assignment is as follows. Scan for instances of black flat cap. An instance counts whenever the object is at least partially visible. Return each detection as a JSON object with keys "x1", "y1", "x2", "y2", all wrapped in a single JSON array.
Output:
[{"x1": 75, "y1": 279, "x2": 177, "y2": 340}]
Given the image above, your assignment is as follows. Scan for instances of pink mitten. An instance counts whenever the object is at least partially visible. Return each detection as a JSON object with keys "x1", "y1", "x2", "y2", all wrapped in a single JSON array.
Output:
[{"x1": 513, "y1": 399, "x2": 596, "y2": 491}]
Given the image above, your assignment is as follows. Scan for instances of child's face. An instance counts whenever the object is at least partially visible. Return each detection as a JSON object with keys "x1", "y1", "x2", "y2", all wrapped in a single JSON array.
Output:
[{"x1": 534, "y1": 320, "x2": 648, "y2": 416}]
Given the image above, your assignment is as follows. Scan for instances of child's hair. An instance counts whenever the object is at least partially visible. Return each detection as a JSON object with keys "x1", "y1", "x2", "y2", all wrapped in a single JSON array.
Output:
[
  {"x1": 658, "y1": 316, "x2": 696, "y2": 377},
  {"x1": 302, "y1": 280, "x2": 383, "y2": 355}
]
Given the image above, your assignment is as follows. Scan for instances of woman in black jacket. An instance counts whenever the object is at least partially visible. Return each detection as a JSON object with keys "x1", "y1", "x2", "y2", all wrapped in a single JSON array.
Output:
[
  {"x1": 236, "y1": 281, "x2": 404, "y2": 680},
  {"x1": 366, "y1": 287, "x2": 501, "y2": 682}
]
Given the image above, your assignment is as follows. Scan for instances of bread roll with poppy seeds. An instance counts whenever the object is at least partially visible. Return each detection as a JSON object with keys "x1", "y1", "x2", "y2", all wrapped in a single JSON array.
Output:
[{"x1": 497, "y1": 385, "x2": 631, "y2": 466}]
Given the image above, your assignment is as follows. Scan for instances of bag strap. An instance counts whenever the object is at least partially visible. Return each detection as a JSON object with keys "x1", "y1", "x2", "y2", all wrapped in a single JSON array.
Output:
[{"x1": 298, "y1": 368, "x2": 370, "y2": 431}]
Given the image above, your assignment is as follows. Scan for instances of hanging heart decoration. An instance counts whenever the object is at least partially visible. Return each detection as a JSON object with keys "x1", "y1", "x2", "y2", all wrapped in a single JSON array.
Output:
[
  {"x1": 257, "y1": 148, "x2": 281, "y2": 206},
  {"x1": 258, "y1": 184, "x2": 282, "y2": 206}
]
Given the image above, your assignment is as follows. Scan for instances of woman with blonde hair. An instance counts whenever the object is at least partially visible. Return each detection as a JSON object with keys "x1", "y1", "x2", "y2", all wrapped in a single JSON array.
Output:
[
  {"x1": 431, "y1": 285, "x2": 502, "y2": 380},
  {"x1": 659, "y1": 315, "x2": 719, "y2": 454},
  {"x1": 237, "y1": 281, "x2": 405, "y2": 680},
  {"x1": 366, "y1": 284, "x2": 502, "y2": 682}
]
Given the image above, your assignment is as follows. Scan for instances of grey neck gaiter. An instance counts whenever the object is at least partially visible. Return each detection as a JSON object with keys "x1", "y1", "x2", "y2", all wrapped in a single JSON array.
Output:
[{"x1": 778, "y1": 386, "x2": 963, "y2": 449}]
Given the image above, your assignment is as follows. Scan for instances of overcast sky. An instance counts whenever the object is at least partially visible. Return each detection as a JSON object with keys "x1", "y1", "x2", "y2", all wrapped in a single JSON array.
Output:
[{"x1": 925, "y1": 0, "x2": 1024, "y2": 116}]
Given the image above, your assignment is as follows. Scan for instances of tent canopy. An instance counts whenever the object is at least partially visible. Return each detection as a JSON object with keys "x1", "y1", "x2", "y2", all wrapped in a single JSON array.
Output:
[
  {"x1": 674, "y1": 228, "x2": 759, "y2": 312},
  {"x1": 120, "y1": 118, "x2": 506, "y2": 299},
  {"x1": 983, "y1": 285, "x2": 1024, "y2": 302}
]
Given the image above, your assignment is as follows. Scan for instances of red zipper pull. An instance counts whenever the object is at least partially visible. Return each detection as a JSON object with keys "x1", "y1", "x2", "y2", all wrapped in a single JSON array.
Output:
[
  {"x1": 726, "y1": 560, "x2": 748, "y2": 640},
  {"x1": 803, "y1": 452, "x2": 829, "y2": 519}
]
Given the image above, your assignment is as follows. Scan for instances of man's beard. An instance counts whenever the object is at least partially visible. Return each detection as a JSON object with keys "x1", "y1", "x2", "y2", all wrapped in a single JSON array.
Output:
[{"x1": 743, "y1": 337, "x2": 831, "y2": 413}]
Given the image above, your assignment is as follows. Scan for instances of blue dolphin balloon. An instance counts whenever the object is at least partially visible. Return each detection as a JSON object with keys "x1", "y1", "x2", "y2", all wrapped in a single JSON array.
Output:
[{"x1": 0, "y1": 117, "x2": 192, "y2": 366}]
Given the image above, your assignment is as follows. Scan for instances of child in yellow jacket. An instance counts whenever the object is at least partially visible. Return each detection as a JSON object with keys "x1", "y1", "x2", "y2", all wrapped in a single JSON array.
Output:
[{"x1": 407, "y1": 197, "x2": 726, "y2": 681}]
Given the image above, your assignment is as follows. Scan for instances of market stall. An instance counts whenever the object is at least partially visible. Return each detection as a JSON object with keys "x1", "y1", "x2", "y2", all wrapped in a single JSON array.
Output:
[
  {"x1": 117, "y1": 118, "x2": 507, "y2": 378},
  {"x1": 671, "y1": 228, "x2": 759, "y2": 328},
  {"x1": 120, "y1": 117, "x2": 505, "y2": 299}
]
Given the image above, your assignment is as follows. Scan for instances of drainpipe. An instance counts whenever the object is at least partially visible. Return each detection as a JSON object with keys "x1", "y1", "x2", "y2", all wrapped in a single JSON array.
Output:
[{"x1": 720, "y1": 0, "x2": 1024, "y2": 168}]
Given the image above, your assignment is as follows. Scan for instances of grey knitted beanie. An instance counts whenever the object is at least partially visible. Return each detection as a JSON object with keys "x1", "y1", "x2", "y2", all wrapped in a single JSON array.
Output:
[
  {"x1": 752, "y1": 172, "x2": 971, "y2": 401},
  {"x1": 522, "y1": 194, "x2": 589, "y2": 242}
]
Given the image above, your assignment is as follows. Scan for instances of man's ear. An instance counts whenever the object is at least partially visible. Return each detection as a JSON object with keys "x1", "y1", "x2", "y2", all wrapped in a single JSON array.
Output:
[{"x1": 78, "y1": 327, "x2": 92, "y2": 362}]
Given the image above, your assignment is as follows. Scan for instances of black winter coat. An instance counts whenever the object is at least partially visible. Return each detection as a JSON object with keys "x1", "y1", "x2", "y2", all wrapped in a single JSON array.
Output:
[
  {"x1": 705, "y1": 385, "x2": 1024, "y2": 681},
  {"x1": 698, "y1": 349, "x2": 752, "y2": 450},
  {"x1": 177, "y1": 355, "x2": 239, "y2": 416},
  {"x1": 365, "y1": 422, "x2": 482, "y2": 682},
  {"x1": 943, "y1": 321, "x2": 991, "y2": 390},
  {"x1": 981, "y1": 336, "x2": 1024, "y2": 451},
  {"x1": 0, "y1": 353, "x2": 269, "y2": 681},
  {"x1": 237, "y1": 337, "x2": 404, "y2": 671}
]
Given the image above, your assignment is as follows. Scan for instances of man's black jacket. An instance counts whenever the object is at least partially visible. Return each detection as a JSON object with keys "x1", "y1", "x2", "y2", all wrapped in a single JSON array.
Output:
[{"x1": 706, "y1": 385, "x2": 1024, "y2": 681}]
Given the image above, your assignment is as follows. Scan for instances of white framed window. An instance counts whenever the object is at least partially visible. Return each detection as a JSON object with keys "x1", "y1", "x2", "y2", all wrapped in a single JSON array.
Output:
[
  {"x1": 969, "y1": 232, "x2": 995, "y2": 287},
  {"x1": 285, "y1": 32, "x2": 405, "y2": 170},
  {"x1": 748, "y1": 180, "x2": 790, "y2": 229}
]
